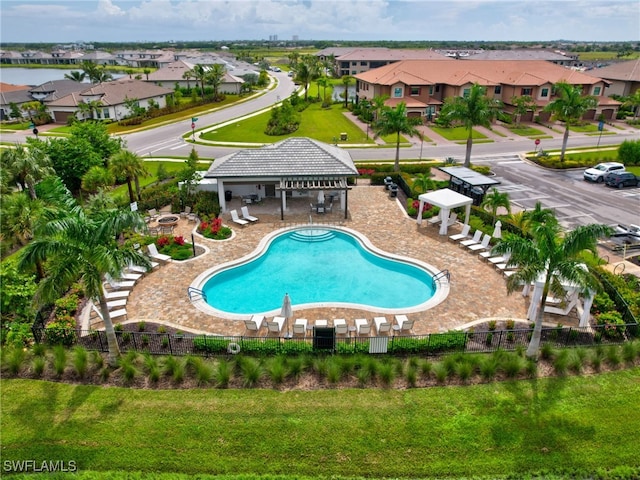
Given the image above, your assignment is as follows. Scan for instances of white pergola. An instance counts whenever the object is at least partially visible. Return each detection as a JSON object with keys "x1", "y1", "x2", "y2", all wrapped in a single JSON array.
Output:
[{"x1": 417, "y1": 189, "x2": 473, "y2": 235}]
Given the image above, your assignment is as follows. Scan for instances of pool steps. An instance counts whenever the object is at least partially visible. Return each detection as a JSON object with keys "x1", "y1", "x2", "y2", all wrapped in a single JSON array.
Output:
[{"x1": 290, "y1": 229, "x2": 335, "y2": 242}]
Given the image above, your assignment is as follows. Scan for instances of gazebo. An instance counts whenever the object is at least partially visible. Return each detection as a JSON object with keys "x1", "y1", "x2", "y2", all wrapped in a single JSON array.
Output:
[
  {"x1": 417, "y1": 189, "x2": 473, "y2": 235},
  {"x1": 438, "y1": 166, "x2": 500, "y2": 205}
]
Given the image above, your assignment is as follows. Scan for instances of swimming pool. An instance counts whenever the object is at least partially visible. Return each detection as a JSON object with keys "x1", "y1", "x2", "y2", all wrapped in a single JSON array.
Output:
[{"x1": 190, "y1": 226, "x2": 449, "y2": 318}]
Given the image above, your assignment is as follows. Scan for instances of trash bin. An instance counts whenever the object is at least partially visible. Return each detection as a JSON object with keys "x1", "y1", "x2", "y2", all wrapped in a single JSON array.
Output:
[
  {"x1": 225, "y1": 190, "x2": 232, "y2": 201},
  {"x1": 389, "y1": 183, "x2": 398, "y2": 198},
  {"x1": 384, "y1": 176, "x2": 393, "y2": 190},
  {"x1": 340, "y1": 132, "x2": 348, "y2": 141},
  {"x1": 470, "y1": 187, "x2": 484, "y2": 206}
]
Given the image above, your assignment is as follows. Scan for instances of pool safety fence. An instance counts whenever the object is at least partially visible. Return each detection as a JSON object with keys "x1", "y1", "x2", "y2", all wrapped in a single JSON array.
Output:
[{"x1": 31, "y1": 323, "x2": 639, "y2": 357}]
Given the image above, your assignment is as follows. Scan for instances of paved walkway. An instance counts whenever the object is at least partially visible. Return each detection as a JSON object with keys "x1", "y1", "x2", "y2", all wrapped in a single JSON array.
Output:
[{"x1": 112, "y1": 184, "x2": 588, "y2": 337}]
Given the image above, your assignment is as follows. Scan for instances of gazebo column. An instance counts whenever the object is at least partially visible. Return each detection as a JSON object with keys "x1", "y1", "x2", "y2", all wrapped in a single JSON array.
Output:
[
  {"x1": 280, "y1": 191, "x2": 287, "y2": 221},
  {"x1": 416, "y1": 201, "x2": 425, "y2": 225},
  {"x1": 438, "y1": 208, "x2": 451, "y2": 235},
  {"x1": 463, "y1": 203, "x2": 471, "y2": 226},
  {"x1": 218, "y1": 180, "x2": 227, "y2": 212},
  {"x1": 579, "y1": 290, "x2": 595, "y2": 327}
]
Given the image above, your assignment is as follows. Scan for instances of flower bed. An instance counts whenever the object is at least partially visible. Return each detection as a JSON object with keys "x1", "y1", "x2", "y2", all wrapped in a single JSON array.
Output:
[
  {"x1": 156, "y1": 235, "x2": 194, "y2": 261},
  {"x1": 197, "y1": 217, "x2": 232, "y2": 240}
]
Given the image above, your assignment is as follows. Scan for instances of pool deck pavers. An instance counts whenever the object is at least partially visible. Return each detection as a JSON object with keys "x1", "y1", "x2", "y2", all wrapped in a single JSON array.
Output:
[{"x1": 119, "y1": 184, "x2": 582, "y2": 336}]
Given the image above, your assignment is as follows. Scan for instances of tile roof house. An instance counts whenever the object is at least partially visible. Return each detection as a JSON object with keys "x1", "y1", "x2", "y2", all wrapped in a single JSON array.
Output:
[
  {"x1": 0, "y1": 82, "x2": 32, "y2": 120},
  {"x1": 585, "y1": 59, "x2": 640, "y2": 97},
  {"x1": 204, "y1": 137, "x2": 359, "y2": 219},
  {"x1": 466, "y1": 49, "x2": 578, "y2": 66},
  {"x1": 46, "y1": 79, "x2": 173, "y2": 124},
  {"x1": 355, "y1": 59, "x2": 617, "y2": 121},
  {"x1": 145, "y1": 60, "x2": 245, "y2": 94}
]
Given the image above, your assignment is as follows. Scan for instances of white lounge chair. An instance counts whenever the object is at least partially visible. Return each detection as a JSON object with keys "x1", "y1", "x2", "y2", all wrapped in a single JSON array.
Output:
[
  {"x1": 240, "y1": 206, "x2": 258, "y2": 223},
  {"x1": 449, "y1": 224, "x2": 471, "y2": 242},
  {"x1": 485, "y1": 251, "x2": 511, "y2": 264},
  {"x1": 102, "y1": 289, "x2": 130, "y2": 300},
  {"x1": 293, "y1": 318, "x2": 308, "y2": 336},
  {"x1": 107, "y1": 299, "x2": 127, "y2": 310},
  {"x1": 445, "y1": 212, "x2": 458, "y2": 227},
  {"x1": 230, "y1": 209, "x2": 248, "y2": 226},
  {"x1": 267, "y1": 316, "x2": 285, "y2": 335},
  {"x1": 355, "y1": 318, "x2": 371, "y2": 335},
  {"x1": 333, "y1": 319, "x2": 348, "y2": 335},
  {"x1": 116, "y1": 271, "x2": 143, "y2": 282},
  {"x1": 244, "y1": 315, "x2": 264, "y2": 334},
  {"x1": 180, "y1": 206, "x2": 191, "y2": 218},
  {"x1": 147, "y1": 243, "x2": 171, "y2": 263},
  {"x1": 91, "y1": 302, "x2": 127, "y2": 322},
  {"x1": 315, "y1": 319, "x2": 328, "y2": 328},
  {"x1": 467, "y1": 234, "x2": 492, "y2": 252},
  {"x1": 394, "y1": 315, "x2": 414, "y2": 333},
  {"x1": 104, "y1": 274, "x2": 135, "y2": 291},
  {"x1": 460, "y1": 230, "x2": 482, "y2": 247},
  {"x1": 374, "y1": 316, "x2": 391, "y2": 335}
]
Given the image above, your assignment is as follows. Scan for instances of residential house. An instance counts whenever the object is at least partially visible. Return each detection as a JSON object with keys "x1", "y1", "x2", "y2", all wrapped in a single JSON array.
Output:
[
  {"x1": 355, "y1": 59, "x2": 617, "y2": 122},
  {"x1": 585, "y1": 58, "x2": 640, "y2": 97},
  {"x1": 145, "y1": 60, "x2": 245, "y2": 93},
  {"x1": 46, "y1": 79, "x2": 173, "y2": 124},
  {"x1": 0, "y1": 82, "x2": 31, "y2": 120},
  {"x1": 465, "y1": 49, "x2": 578, "y2": 66}
]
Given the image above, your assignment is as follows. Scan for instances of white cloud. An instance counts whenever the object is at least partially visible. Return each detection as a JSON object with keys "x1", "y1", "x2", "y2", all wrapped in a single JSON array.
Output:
[{"x1": 96, "y1": 0, "x2": 125, "y2": 17}]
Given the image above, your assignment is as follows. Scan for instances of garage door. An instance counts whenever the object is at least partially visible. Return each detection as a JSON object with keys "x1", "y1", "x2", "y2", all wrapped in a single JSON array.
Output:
[{"x1": 52, "y1": 111, "x2": 74, "y2": 124}]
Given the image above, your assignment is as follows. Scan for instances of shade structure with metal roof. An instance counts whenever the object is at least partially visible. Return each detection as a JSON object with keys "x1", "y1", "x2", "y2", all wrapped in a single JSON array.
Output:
[
  {"x1": 438, "y1": 166, "x2": 500, "y2": 206},
  {"x1": 204, "y1": 137, "x2": 358, "y2": 219},
  {"x1": 417, "y1": 188, "x2": 473, "y2": 235}
]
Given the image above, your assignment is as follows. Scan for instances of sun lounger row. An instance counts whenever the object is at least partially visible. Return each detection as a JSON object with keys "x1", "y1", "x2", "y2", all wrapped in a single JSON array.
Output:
[
  {"x1": 243, "y1": 315, "x2": 415, "y2": 336},
  {"x1": 230, "y1": 207, "x2": 259, "y2": 227}
]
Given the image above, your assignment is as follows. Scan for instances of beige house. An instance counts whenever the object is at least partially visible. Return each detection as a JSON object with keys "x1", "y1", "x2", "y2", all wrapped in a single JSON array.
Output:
[
  {"x1": 355, "y1": 59, "x2": 617, "y2": 121},
  {"x1": 145, "y1": 60, "x2": 244, "y2": 94},
  {"x1": 585, "y1": 59, "x2": 640, "y2": 97},
  {"x1": 46, "y1": 79, "x2": 173, "y2": 124}
]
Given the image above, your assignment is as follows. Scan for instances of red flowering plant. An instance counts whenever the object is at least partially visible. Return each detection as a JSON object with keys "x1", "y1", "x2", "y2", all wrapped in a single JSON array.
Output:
[
  {"x1": 406, "y1": 199, "x2": 438, "y2": 219},
  {"x1": 197, "y1": 217, "x2": 231, "y2": 240},
  {"x1": 154, "y1": 235, "x2": 193, "y2": 261}
]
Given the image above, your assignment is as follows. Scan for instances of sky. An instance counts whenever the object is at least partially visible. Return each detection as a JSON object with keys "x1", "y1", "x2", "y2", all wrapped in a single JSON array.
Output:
[{"x1": 0, "y1": 0, "x2": 638, "y2": 44}]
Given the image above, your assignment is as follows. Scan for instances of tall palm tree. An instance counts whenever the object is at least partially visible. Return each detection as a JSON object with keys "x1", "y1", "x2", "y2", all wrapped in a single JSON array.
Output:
[
  {"x1": 109, "y1": 150, "x2": 148, "y2": 204},
  {"x1": 544, "y1": 82, "x2": 597, "y2": 162},
  {"x1": 0, "y1": 143, "x2": 54, "y2": 199},
  {"x1": 341, "y1": 75, "x2": 353, "y2": 109},
  {"x1": 492, "y1": 219, "x2": 611, "y2": 359},
  {"x1": 182, "y1": 69, "x2": 194, "y2": 91},
  {"x1": 440, "y1": 83, "x2": 502, "y2": 167},
  {"x1": 17, "y1": 179, "x2": 149, "y2": 366},
  {"x1": 0, "y1": 192, "x2": 43, "y2": 246},
  {"x1": 622, "y1": 89, "x2": 640, "y2": 120},
  {"x1": 372, "y1": 102, "x2": 422, "y2": 172},
  {"x1": 64, "y1": 70, "x2": 86, "y2": 82},
  {"x1": 294, "y1": 56, "x2": 319, "y2": 101},
  {"x1": 371, "y1": 94, "x2": 389, "y2": 122},
  {"x1": 481, "y1": 188, "x2": 511, "y2": 225},
  {"x1": 207, "y1": 63, "x2": 226, "y2": 100},
  {"x1": 192, "y1": 64, "x2": 209, "y2": 99}
]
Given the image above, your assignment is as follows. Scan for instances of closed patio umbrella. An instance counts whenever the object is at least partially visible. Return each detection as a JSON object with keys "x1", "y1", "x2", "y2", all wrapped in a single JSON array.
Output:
[
  {"x1": 492, "y1": 220, "x2": 502, "y2": 239},
  {"x1": 317, "y1": 190, "x2": 325, "y2": 204},
  {"x1": 280, "y1": 293, "x2": 293, "y2": 338}
]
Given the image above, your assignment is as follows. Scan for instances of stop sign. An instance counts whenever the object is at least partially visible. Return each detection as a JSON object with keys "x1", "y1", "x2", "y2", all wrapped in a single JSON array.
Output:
[
  {"x1": 535, "y1": 139, "x2": 541, "y2": 145},
  {"x1": 191, "y1": 123, "x2": 195, "y2": 129}
]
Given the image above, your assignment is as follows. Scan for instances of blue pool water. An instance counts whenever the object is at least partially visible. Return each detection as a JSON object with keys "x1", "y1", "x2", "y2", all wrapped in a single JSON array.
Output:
[{"x1": 201, "y1": 228, "x2": 436, "y2": 315}]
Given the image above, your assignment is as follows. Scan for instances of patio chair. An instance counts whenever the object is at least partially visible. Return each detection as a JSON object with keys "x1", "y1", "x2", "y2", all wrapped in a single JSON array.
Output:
[
  {"x1": 180, "y1": 206, "x2": 192, "y2": 218},
  {"x1": 107, "y1": 299, "x2": 127, "y2": 311},
  {"x1": 355, "y1": 318, "x2": 371, "y2": 336},
  {"x1": 266, "y1": 316, "x2": 285, "y2": 335},
  {"x1": 116, "y1": 271, "x2": 143, "y2": 282},
  {"x1": 333, "y1": 319, "x2": 348, "y2": 336},
  {"x1": 104, "y1": 274, "x2": 135, "y2": 291},
  {"x1": 449, "y1": 224, "x2": 471, "y2": 242},
  {"x1": 467, "y1": 234, "x2": 492, "y2": 252},
  {"x1": 91, "y1": 302, "x2": 127, "y2": 322},
  {"x1": 315, "y1": 319, "x2": 328, "y2": 328},
  {"x1": 147, "y1": 243, "x2": 171, "y2": 263},
  {"x1": 293, "y1": 318, "x2": 308, "y2": 336},
  {"x1": 484, "y1": 251, "x2": 511, "y2": 264},
  {"x1": 102, "y1": 288, "x2": 130, "y2": 300},
  {"x1": 244, "y1": 315, "x2": 264, "y2": 334},
  {"x1": 394, "y1": 315, "x2": 414, "y2": 334},
  {"x1": 147, "y1": 208, "x2": 159, "y2": 220},
  {"x1": 241, "y1": 206, "x2": 259, "y2": 223},
  {"x1": 427, "y1": 213, "x2": 443, "y2": 226},
  {"x1": 374, "y1": 316, "x2": 391, "y2": 335},
  {"x1": 460, "y1": 230, "x2": 482, "y2": 247},
  {"x1": 445, "y1": 212, "x2": 458, "y2": 227},
  {"x1": 230, "y1": 209, "x2": 248, "y2": 227}
]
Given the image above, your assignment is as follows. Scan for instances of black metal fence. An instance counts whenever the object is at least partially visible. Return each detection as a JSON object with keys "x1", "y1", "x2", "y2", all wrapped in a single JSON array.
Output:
[{"x1": 32, "y1": 323, "x2": 639, "y2": 357}]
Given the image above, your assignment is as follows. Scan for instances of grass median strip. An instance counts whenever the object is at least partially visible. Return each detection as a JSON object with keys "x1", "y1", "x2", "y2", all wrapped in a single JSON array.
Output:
[{"x1": 2, "y1": 369, "x2": 639, "y2": 478}]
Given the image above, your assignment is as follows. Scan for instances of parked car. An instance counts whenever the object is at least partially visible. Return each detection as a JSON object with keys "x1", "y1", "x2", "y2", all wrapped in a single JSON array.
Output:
[
  {"x1": 583, "y1": 162, "x2": 625, "y2": 182},
  {"x1": 604, "y1": 170, "x2": 640, "y2": 188}
]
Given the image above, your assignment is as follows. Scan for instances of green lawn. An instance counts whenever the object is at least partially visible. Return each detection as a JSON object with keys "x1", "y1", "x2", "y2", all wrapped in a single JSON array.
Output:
[
  {"x1": 569, "y1": 124, "x2": 601, "y2": 133},
  {"x1": 507, "y1": 125, "x2": 546, "y2": 137},
  {"x1": 2, "y1": 370, "x2": 639, "y2": 478},
  {"x1": 0, "y1": 122, "x2": 29, "y2": 131},
  {"x1": 430, "y1": 126, "x2": 487, "y2": 141}
]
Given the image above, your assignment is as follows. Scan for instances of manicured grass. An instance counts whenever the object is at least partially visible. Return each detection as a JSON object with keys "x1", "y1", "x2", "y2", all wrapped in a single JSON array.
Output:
[
  {"x1": 577, "y1": 52, "x2": 639, "y2": 61},
  {"x1": 507, "y1": 125, "x2": 546, "y2": 137},
  {"x1": 569, "y1": 124, "x2": 600, "y2": 133},
  {"x1": 0, "y1": 122, "x2": 29, "y2": 131},
  {"x1": 201, "y1": 102, "x2": 377, "y2": 145},
  {"x1": 2, "y1": 370, "x2": 639, "y2": 477},
  {"x1": 430, "y1": 126, "x2": 487, "y2": 141}
]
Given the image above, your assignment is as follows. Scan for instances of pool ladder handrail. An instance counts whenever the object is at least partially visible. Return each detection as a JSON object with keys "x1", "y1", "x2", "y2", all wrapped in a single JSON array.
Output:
[
  {"x1": 187, "y1": 287, "x2": 207, "y2": 302},
  {"x1": 432, "y1": 269, "x2": 451, "y2": 287}
]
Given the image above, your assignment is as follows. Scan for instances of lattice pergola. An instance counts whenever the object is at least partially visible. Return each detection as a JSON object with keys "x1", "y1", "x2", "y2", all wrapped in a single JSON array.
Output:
[{"x1": 277, "y1": 177, "x2": 351, "y2": 220}]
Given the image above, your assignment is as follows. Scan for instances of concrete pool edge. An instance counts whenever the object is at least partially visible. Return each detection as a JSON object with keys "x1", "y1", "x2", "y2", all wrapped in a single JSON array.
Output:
[{"x1": 189, "y1": 225, "x2": 450, "y2": 320}]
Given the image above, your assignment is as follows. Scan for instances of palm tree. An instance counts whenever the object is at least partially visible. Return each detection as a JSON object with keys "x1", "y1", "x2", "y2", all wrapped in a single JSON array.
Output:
[
  {"x1": 440, "y1": 83, "x2": 502, "y2": 167},
  {"x1": 341, "y1": 75, "x2": 353, "y2": 109},
  {"x1": 182, "y1": 69, "x2": 194, "y2": 91},
  {"x1": 622, "y1": 89, "x2": 640, "y2": 120},
  {"x1": 93, "y1": 68, "x2": 114, "y2": 84},
  {"x1": 17, "y1": 179, "x2": 149, "y2": 366},
  {"x1": 371, "y1": 94, "x2": 389, "y2": 122},
  {"x1": 372, "y1": 102, "x2": 422, "y2": 172},
  {"x1": 412, "y1": 173, "x2": 432, "y2": 194},
  {"x1": 481, "y1": 188, "x2": 511, "y2": 225},
  {"x1": 192, "y1": 64, "x2": 209, "y2": 99},
  {"x1": 544, "y1": 82, "x2": 597, "y2": 162},
  {"x1": 294, "y1": 59, "x2": 314, "y2": 101},
  {"x1": 511, "y1": 95, "x2": 536, "y2": 126},
  {"x1": 0, "y1": 192, "x2": 43, "y2": 246},
  {"x1": 0, "y1": 143, "x2": 54, "y2": 199},
  {"x1": 64, "y1": 70, "x2": 86, "y2": 82},
  {"x1": 207, "y1": 63, "x2": 226, "y2": 100},
  {"x1": 492, "y1": 219, "x2": 611, "y2": 359},
  {"x1": 109, "y1": 150, "x2": 148, "y2": 204}
]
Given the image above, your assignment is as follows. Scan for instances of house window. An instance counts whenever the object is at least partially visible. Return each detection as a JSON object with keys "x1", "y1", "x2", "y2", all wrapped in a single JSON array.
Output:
[
  {"x1": 393, "y1": 87, "x2": 402, "y2": 98},
  {"x1": 463, "y1": 88, "x2": 470, "y2": 98},
  {"x1": 410, "y1": 86, "x2": 420, "y2": 96},
  {"x1": 494, "y1": 86, "x2": 502, "y2": 94},
  {"x1": 593, "y1": 86, "x2": 601, "y2": 96},
  {"x1": 521, "y1": 88, "x2": 532, "y2": 96},
  {"x1": 541, "y1": 88, "x2": 549, "y2": 97},
  {"x1": 351, "y1": 71, "x2": 356, "y2": 75},
  {"x1": 428, "y1": 86, "x2": 433, "y2": 95},
  {"x1": 102, "y1": 108, "x2": 110, "y2": 119},
  {"x1": 360, "y1": 61, "x2": 367, "y2": 66},
  {"x1": 435, "y1": 85, "x2": 440, "y2": 93},
  {"x1": 351, "y1": 62, "x2": 357, "y2": 66}
]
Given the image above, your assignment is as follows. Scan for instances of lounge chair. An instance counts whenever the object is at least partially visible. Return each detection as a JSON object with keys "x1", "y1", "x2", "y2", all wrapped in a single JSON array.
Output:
[
  {"x1": 240, "y1": 206, "x2": 259, "y2": 222},
  {"x1": 315, "y1": 319, "x2": 328, "y2": 328},
  {"x1": 484, "y1": 251, "x2": 511, "y2": 264},
  {"x1": 147, "y1": 208, "x2": 159, "y2": 221},
  {"x1": 107, "y1": 299, "x2": 127, "y2": 311},
  {"x1": 293, "y1": 318, "x2": 308, "y2": 336},
  {"x1": 230, "y1": 209, "x2": 248, "y2": 227},
  {"x1": 467, "y1": 234, "x2": 492, "y2": 252},
  {"x1": 91, "y1": 302, "x2": 127, "y2": 322},
  {"x1": 427, "y1": 214, "x2": 443, "y2": 226},
  {"x1": 104, "y1": 274, "x2": 135, "y2": 291},
  {"x1": 374, "y1": 316, "x2": 391, "y2": 335},
  {"x1": 449, "y1": 224, "x2": 471, "y2": 242},
  {"x1": 460, "y1": 230, "x2": 482, "y2": 247},
  {"x1": 116, "y1": 271, "x2": 143, "y2": 282},
  {"x1": 394, "y1": 315, "x2": 414, "y2": 333},
  {"x1": 147, "y1": 243, "x2": 171, "y2": 263},
  {"x1": 333, "y1": 319, "x2": 348, "y2": 335},
  {"x1": 244, "y1": 315, "x2": 264, "y2": 334},
  {"x1": 355, "y1": 318, "x2": 371, "y2": 335},
  {"x1": 103, "y1": 289, "x2": 130, "y2": 300},
  {"x1": 266, "y1": 316, "x2": 285, "y2": 335},
  {"x1": 127, "y1": 260, "x2": 158, "y2": 274},
  {"x1": 444, "y1": 212, "x2": 458, "y2": 227},
  {"x1": 180, "y1": 206, "x2": 191, "y2": 218}
]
